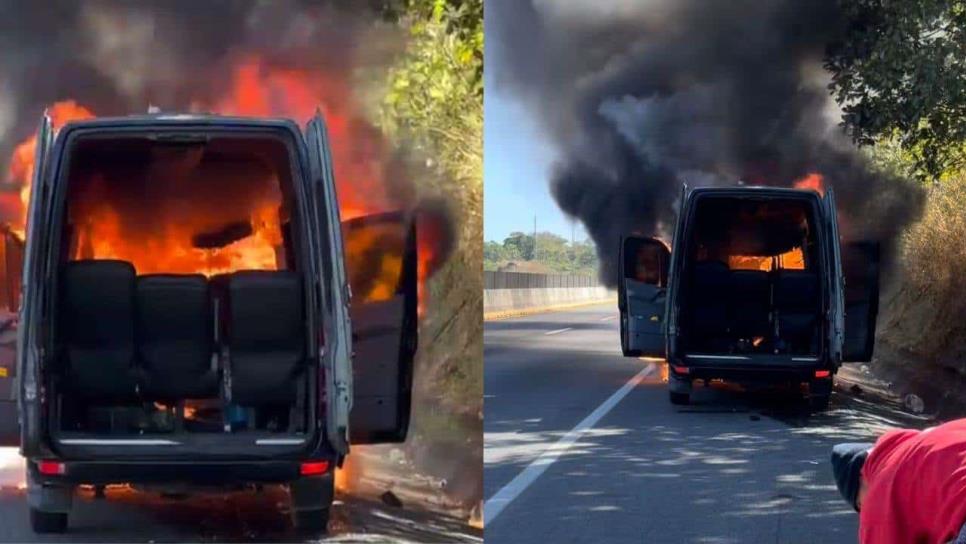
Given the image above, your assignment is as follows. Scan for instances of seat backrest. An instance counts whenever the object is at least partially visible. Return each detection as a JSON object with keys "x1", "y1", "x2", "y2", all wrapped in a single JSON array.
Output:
[
  {"x1": 774, "y1": 269, "x2": 820, "y2": 349},
  {"x1": 60, "y1": 260, "x2": 138, "y2": 401},
  {"x1": 728, "y1": 269, "x2": 771, "y2": 337},
  {"x1": 688, "y1": 260, "x2": 731, "y2": 347},
  {"x1": 774, "y1": 269, "x2": 819, "y2": 311},
  {"x1": 227, "y1": 271, "x2": 306, "y2": 406},
  {"x1": 135, "y1": 274, "x2": 216, "y2": 400}
]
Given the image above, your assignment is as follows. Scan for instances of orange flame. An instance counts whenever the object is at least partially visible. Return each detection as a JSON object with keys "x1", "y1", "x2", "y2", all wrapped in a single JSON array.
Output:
[
  {"x1": 2, "y1": 56, "x2": 448, "y2": 309},
  {"x1": 6, "y1": 100, "x2": 94, "y2": 237},
  {"x1": 793, "y1": 172, "x2": 824, "y2": 196}
]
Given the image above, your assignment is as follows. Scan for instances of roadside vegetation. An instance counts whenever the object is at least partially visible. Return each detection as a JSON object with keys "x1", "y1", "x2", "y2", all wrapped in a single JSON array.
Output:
[
  {"x1": 827, "y1": 1, "x2": 966, "y2": 405},
  {"x1": 356, "y1": 0, "x2": 483, "y2": 514},
  {"x1": 484, "y1": 232, "x2": 600, "y2": 275}
]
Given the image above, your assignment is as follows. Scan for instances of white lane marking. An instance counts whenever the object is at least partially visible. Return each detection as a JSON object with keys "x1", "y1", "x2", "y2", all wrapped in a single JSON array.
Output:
[
  {"x1": 600, "y1": 315, "x2": 617, "y2": 322},
  {"x1": 484, "y1": 362, "x2": 656, "y2": 526},
  {"x1": 544, "y1": 327, "x2": 573, "y2": 336}
]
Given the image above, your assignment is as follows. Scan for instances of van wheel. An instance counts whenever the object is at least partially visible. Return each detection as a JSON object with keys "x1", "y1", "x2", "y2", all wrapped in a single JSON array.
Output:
[
  {"x1": 293, "y1": 508, "x2": 329, "y2": 536},
  {"x1": 669, "y1": 391, "x2": 690, "y2": 405},
  {"x1": 30, "y1": 509, "x2": 68, "y2": 534}
]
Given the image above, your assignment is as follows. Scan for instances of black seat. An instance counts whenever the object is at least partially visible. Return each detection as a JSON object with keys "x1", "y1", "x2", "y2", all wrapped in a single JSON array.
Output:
[
  {"x1": 60, "y1": 260, "x2": 139, "y2": 402},
  {"x1": 688, "y1": 260, "x2": 730, "y2": 349},
  {"x1": 728, "y1": 270, "x2": 771, "y2": 339},
  {"x1": 135, "y1": 274, "x2": 218, "y2": 400},
  {"x1": 227, "y1": 271, "x2": 305, "y2": 407},
  {"x1": 774, "y1": 270, "x2": 820, "y2": 352}
]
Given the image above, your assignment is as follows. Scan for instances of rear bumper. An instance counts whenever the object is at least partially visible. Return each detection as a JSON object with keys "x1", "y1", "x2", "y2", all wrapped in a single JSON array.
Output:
[
  {"x1": 670, "y1": 354, "x2": 832, "y2": 386},
  {"x1": 27, "y1": 458, "x2": 334, "y2": 487}
]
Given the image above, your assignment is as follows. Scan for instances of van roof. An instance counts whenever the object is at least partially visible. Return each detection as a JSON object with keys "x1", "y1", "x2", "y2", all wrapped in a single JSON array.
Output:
[
  {"x1": 57, "y1": 114, "x2": 303, "y2": 134},
  {"x1": 688, "y1": 185, "x2": 823, "y2": 200}
]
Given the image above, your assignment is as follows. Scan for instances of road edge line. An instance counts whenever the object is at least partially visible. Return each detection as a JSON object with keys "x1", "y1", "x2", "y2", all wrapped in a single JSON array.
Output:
[{"x1": 483, "y1": 362, "x2": 656, "y2": 526}]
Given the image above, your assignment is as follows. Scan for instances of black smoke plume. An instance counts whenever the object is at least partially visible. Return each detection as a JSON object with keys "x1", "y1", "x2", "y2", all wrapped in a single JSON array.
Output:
[{"x1": 486, "y1": 0, "x2": 924, "y2": 285}]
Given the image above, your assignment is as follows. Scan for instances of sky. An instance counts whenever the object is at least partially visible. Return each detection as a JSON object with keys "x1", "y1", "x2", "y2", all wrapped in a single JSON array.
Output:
[{"x1": 482, "y1": 78, "x2": 587, "y2": 244}]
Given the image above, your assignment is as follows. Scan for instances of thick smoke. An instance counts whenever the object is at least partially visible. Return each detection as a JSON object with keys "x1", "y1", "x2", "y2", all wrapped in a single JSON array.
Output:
[
  {"x1": 487, "y1": 0, "x2": 924, "y2": 285},
  {"x1": 0, "y1": 1, "x2": 393, "y2": 137}
]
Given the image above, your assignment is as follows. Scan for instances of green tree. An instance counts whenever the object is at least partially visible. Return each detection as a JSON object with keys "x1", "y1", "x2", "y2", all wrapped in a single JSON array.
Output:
[{"x1": 825, "y1": 0, "x2": 966, "y2": 180}]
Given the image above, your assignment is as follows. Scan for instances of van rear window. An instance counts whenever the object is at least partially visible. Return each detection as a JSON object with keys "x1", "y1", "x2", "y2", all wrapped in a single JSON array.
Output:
[
  {"x1": 691, "y1": 197, "x2": 818, "y2": 272},
  {"x1": 62, "y1": 135, "x2": 297, "y2": 276}
]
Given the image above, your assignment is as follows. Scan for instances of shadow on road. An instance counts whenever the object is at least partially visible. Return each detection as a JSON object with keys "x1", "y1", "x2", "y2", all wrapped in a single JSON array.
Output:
[{"x1": 485, "y1": 354, "x2": 928, "y2": 543}]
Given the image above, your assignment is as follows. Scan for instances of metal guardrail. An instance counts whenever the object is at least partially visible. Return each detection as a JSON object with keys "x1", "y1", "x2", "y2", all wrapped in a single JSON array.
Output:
[{"x1": 484, "y1": 271, "x2": 600, "y2": 290}]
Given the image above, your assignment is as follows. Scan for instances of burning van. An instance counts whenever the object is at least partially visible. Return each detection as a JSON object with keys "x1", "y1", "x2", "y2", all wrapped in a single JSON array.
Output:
[
  {"x1": 619, "y1": 186, "x2": 879, "y2": 410},
  {"x1": 0, "y1": 112, "x2": 418, "y2": 534}
]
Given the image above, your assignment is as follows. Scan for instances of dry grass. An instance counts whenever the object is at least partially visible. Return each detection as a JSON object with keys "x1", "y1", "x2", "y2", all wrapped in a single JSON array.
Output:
[{"x1": 879, "y1": 172, "x2": 966, "y2": 373}]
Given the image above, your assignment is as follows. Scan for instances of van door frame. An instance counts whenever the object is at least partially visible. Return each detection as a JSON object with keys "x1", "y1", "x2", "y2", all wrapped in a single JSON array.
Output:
[
  {"x1": 305, "y1": 112, "x2": 352, "y2": 456},
  {"x1": 15, "y1": 113, "x2": 53, "y2": 456},
  {"x1": 665, "y1": 183, "x2": 689, "y2": 363},
  {"x1": 822, "y1": 187, "x2": 845, "y2": 367}
]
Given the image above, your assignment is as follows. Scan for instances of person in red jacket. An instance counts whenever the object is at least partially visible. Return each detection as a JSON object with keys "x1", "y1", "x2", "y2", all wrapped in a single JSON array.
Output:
[{"x1": 832, "y1": 418, "x2": 966, "y2": 544}]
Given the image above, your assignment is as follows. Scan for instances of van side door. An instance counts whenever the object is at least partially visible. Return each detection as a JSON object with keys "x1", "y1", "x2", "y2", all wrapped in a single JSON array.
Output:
[
  {"x1": 341, "y1": 212, "x2": 417, "y2": 443},
  {"x1": 5, "y1": 114, "x2": 53, "y2": 452},
  {"x1": 618, "y1": 236, "x2": 670, "y2": 358},
  {"x1": 305, "y1": 113, "x2": 352, "y2": 455},
  {"x1": 841, "y1": 241, "x2": 880, "y2": 362}
]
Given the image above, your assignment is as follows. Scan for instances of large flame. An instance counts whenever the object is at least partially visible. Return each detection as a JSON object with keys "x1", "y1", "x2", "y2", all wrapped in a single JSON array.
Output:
[
  {"x1": 2, "y1": 56, "x2": 446, "y2": 307},
  {"x1": 6, "y1": 101, "x2": 95, "y2": 238}
]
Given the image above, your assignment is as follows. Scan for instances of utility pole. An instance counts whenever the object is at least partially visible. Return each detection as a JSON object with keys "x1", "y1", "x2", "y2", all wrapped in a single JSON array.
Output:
[{"x1": 532, "y1": 215, "x2": 537, "y2": 261}]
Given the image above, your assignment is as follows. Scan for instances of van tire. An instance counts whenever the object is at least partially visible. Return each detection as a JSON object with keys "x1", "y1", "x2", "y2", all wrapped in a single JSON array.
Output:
[
  {"x1": 669, "y1": 391, "x2": 690, "y2": 405},
  {"x1": 29, "y1": 509, "x2": 67, "y2": 534},
  {"x1": 293, "y1": 508, "x2": 329, "y2": 536}
]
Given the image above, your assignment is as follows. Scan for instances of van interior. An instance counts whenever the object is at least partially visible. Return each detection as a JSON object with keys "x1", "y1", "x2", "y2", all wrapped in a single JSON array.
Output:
[
  {"x1": 47, "y1": 134, "x2": 316, "y2": 450},
  {"x1": 680, "y1": 196, "x2": 823, "y2": 356}
]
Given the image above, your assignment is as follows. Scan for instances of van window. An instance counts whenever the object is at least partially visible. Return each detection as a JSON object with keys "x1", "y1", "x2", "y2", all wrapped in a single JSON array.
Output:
[
  {"x1": 62, "y1": 136, "x2": 297, "y2": 276},
  {"x1": 690, "y1": 198, "x2": 818, "y2": 273}
]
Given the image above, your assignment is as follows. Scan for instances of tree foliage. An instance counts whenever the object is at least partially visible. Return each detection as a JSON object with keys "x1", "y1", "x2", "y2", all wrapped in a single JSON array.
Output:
[
  {"x1": 825, "y1": 0, "x2": 966, "y2": 180},
  {"x1": 484, "y1": 232, "x2": 600, "y2": 275},
  {"x1": 379, "y1": 0, "x2": 483, "y2": 195}
]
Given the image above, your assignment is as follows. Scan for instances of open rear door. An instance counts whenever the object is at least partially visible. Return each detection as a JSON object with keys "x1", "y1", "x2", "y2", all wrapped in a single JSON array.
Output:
[
  {"x1": 841, "y1": 241, "x2": 880, "y2": 362},
  {"x1": 618, "y1": 236, "x2": 670, "y2": 358},
  {"x1": 8, "y1": 113, "x2": 53, "y2": 451},
  {"x1": 342, "y1": 212, "x2": 417, "y2": 444},
  {"x1": 305, "y1": 112, "x2": 352, "y2": 455},
  {"x1": 823, "y1": 188, "x2": 845, "y2": 365}
]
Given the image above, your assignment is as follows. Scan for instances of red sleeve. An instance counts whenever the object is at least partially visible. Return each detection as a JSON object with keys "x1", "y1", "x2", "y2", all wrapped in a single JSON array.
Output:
[{"x1": 860, "y1": 421, "x2": 966, "y2": 544}]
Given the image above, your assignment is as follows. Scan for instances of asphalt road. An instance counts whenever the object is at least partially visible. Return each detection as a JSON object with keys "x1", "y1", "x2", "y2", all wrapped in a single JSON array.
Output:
[
  {"x1": 484, "y1": 303, "x2": 925, "y2": 544},
  {"x1": 0, "y1": 448, "x2": 481, "y2": 543}
]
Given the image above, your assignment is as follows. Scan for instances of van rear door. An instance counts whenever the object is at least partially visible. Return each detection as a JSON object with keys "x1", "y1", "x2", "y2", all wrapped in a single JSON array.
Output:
[
  {"x1": 341, "y1": 212, "x2": 417, "y2": 443},
  {"x1": 305, "y1": 112, "x2": 419, "y2": 447},
  {"x1": 841, "y1": 241, "x2": 880, "y2": 362},
  {"x1": 305, "y1": 112, "x2": 352, "y2": 455},
  {"x1": 822, "y1": 187, "x2": 845, "y2": 365},
  {"x1": 618, "y1": 236, "x2": 669, "y2": 358},
  {"x1": 8, "y1": 114, "x2": 53, "y2": 453}
]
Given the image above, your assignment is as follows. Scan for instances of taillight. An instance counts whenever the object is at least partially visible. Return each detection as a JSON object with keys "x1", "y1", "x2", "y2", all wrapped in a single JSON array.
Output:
[
  {"x1": 37, "y1": 460, "x2": 66, "y2": 476},
  {"x1": 814, "y1": 370, "x2": 831, "y2": 379},
  {"x1": 672, "y1": 365, "x2": 690, "y2": 375},
  {"x1": 300, "y1": 461, "x2": 330, "y2": 476}
]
